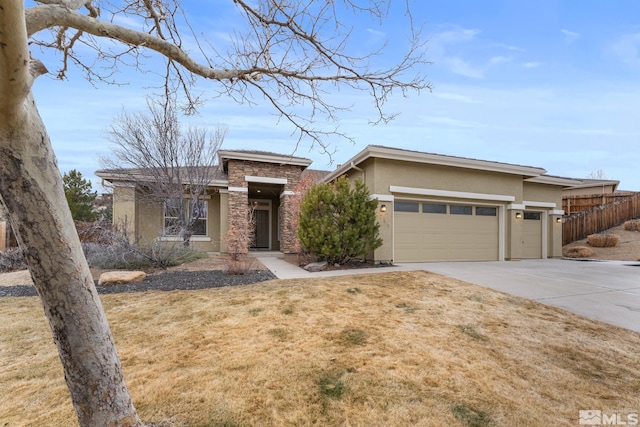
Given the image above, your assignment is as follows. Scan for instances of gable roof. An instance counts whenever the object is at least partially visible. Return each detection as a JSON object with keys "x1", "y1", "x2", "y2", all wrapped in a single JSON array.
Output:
[{"x1": 323, "y1": 145, "x2": 552, "y2": 183}]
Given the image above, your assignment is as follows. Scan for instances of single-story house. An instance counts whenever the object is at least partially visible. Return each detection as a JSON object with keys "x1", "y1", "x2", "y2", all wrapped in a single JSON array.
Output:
[
  {"x1": 96, "y1": 145, "x2": 582, "y2": 263},
  {"x1": 563, "y1": 178, "x2": 620, "y2": 197}
]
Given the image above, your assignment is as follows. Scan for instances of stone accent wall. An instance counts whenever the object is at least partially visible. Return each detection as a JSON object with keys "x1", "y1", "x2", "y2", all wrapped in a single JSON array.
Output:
[{"x1": 226, "y1": 159, "x2": 305, "y2": 253}]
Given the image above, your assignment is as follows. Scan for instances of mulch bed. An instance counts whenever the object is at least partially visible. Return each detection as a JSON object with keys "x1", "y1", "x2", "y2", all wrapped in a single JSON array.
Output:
[{"x1": 0, "y1": 270, "x2": 276, "y2": 298}]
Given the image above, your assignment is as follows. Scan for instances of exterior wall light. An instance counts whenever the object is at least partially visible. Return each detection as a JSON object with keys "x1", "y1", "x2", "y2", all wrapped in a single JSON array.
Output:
[
  {"x1": 556, "y1": 217, "x2": 562, "y2": 224},
  {"x1": 380, "y1": 204, "x2": 387, "y2": 212},
  {"x1": 515, "y1": 212, "x2": 522, "y2": 219}
]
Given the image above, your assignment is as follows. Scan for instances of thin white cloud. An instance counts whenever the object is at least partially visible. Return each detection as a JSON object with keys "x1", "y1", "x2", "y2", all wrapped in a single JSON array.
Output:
[
  {"x1": 611, "y1": 33, "x2": 640, "y2": 67},
  {"x1": 433, "y1": 92, "x2": 481, "y2": 104},
  {"x1": 366, "y1": 28, "x2": 386, "y2": 37},
  {"x1": 443, "y1": 57, "x2": 485, "y2": 79},
  {"x1": 522, "y1": 62, "x2": 541, "y2": 68},
  {"x1": 433, "y1": 27, "x2": 481, "y2": 44},
  {"x1": 489, "y1": 56, "x2": 513, "y2": 65},
  {"x1": 561, "y1": 29, "x2": 580, "y2": 43}
]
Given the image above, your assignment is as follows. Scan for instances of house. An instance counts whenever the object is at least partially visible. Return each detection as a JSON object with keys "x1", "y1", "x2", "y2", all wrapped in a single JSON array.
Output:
[
  {"x1": 97, "y1": 145, "x2": 582, "y2": 263},
  {"x1": 563, "y1": 178, "x2": 620, "y2": 197}
]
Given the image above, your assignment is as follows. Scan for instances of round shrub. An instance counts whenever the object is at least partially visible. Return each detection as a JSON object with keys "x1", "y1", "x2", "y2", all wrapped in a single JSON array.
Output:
[
  {"x1": 624, "y1": 219, "x2": 640, "y2": 231},
  {"x1": 563, "y1": 246, "x2": 594, "y2": 258},
  {"x1": 587, "y1": 233, "x2": 620, "y2": 248}
]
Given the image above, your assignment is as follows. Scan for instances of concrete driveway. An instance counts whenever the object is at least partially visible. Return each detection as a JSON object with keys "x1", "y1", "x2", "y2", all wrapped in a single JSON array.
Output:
[{"x1": 402, "y1": 258, "x2": 640, "y2": 333}]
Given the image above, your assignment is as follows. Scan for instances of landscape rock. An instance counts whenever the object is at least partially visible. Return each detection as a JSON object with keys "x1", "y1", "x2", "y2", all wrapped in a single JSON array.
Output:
[
  {"x1": 303, "y1": 261, "x2": 328, "y2": 272},
  {"x1": 98, "y1": 271, "x2": 147, "y2": 286}
]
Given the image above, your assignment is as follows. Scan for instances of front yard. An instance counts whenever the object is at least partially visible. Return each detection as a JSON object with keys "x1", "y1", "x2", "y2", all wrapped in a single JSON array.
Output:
[{"x1": 1, "y1": 271, "x2": 639, "y2": 426}]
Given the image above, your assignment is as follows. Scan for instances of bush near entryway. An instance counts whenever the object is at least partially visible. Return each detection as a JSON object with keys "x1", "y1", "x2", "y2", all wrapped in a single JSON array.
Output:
[{"x1": 298, "y1": 177, "x2": 382, "y2": 265}]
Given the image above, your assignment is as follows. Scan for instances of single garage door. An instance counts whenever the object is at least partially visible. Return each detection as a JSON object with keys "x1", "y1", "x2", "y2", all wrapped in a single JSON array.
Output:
[
  {"x1": 522, "y1": 211, "x2": 543, "y2": 259},
  {"x1": 394, "y1": 200, "x2": 499, "y2": 262}
]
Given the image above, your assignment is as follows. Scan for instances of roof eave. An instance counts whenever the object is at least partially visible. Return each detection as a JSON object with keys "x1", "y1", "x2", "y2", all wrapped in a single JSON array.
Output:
[
  {"x1": 323, "y1": 145, "x2": 547, "y2": 182},
  {"x1": 218, "y1": 150, "x2": 312, "y2": 168},
  {"x1": 525, "y1": 176, "x2": 584, "y2": 187}
]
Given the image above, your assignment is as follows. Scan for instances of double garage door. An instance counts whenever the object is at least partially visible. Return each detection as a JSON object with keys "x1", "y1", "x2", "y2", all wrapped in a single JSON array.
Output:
[{"x1": 394, "y1": 200, "x2": 500, "y2": 262}]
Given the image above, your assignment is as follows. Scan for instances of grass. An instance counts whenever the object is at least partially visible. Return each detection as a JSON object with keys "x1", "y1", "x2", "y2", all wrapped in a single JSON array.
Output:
[{"x1": 1, "y1": 271, "x2": 640, "y2": 426}]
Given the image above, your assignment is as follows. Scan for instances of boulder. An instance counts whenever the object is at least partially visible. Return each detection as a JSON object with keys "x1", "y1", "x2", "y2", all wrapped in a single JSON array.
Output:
[
  {"x1": 98, "y1": 271, "x2": 146, "y2": 286},
  {"x1": 303, "y1": 261, "x2": 328, "y2": 272}
]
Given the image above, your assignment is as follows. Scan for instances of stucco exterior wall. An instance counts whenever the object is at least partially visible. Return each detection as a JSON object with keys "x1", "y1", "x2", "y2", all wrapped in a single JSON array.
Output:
[
  {"x1": 371, "y1": 158, "x2": 524, "y2": 199},
  {"x1": 523, "y1": 182, "x2": 563, "y2": 258},
  {"x1": 524, "y1": 182, "x2": 562, "y2": 208},
  {"x1": 112, "y1": 185, "x2": 137, "y2": 239},
  {"x1": 563, "y1": 185, "x2": 616, "y2": 197}
]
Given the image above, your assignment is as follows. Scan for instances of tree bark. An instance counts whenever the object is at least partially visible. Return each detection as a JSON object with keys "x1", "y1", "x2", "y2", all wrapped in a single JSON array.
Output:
[{"x1": 0, "y1": 93, "x2": 142, "y2": 426}]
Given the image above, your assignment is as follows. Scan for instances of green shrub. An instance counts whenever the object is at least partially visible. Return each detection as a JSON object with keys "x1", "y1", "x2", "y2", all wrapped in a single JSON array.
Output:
[{"x1": 298, "y1": 177, "x2": 382, "y2": 264}]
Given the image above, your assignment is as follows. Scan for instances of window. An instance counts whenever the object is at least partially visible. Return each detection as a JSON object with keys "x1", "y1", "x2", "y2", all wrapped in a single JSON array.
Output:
[
  {"x1": 524, "y1": 212, "x2": 541, "y2": 221},
  {"x1": 450, "y1": 205, "x2": 472, "y2": 215},
  {"x1": 476, "y1": 207, "x2": 497, "y2": 217},
  {"x1": 394, "y1": 201, "x2": 419, "y2": 212},
  {"x1": 423, "y1": 203, "x2": 447, "y2": 214},
  {"x1": 189, "y1": 199, "x2": 207, "y2": 235},
  {"x1": 163, "y1": 198, "x2": 208, "y2": 236}
]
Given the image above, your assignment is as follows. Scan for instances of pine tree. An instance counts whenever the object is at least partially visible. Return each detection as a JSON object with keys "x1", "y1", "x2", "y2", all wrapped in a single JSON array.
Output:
[
  {"x1": 298, "y1": 176, "x2": 382, "y2": 264},
  {"x1": 63, "y1": 170, "x2": 98, "y2": 222}
]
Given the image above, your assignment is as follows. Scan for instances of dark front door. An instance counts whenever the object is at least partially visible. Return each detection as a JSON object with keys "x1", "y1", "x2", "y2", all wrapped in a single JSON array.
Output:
[{"x1": 253, "y1": 209, "x2": 270, "y2": 249}]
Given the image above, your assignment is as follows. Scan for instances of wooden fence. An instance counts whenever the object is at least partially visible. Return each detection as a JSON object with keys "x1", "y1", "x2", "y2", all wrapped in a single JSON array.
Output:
[
  {"x1": 563, "y1": 192, "x2": 637, "y2": 215},
  {"x1": 563, "y1": 193, "x2": 640, "y2": 245}
]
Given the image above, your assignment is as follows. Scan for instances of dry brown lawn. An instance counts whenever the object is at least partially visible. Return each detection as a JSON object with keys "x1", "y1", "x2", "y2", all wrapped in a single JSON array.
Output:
[{"x1": 1, "y1": 271, "x2": 639, "y2": 426}]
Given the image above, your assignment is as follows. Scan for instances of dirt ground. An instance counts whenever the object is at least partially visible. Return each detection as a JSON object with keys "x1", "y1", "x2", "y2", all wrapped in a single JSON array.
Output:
[
  {"x1": 563, "y1": 223, "x2": 640, "y2": 261},
  {"x1": 0, "y1": 252, "x2": 266, "y2": 287}
]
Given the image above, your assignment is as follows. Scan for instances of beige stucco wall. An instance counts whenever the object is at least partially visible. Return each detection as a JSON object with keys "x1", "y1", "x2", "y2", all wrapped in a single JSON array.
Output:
[
  {"x1": 113, "y1": 186, "x2": 223, "y2": 252},
  {"x1": 370, "y1": 158, "x2": 524, "y2": 199},
  {"x1": 524, "y1": 182, "x2": 562, "y2": 209},
  {"x1": 348, "y1": 158, "x2": 565, "y2": 262},
  {"x1": 563, "y1": 185, "x2": 616, "y2": 197},
  {"x1": 112, "y1": 185, "x2": 137, "y2": 238},
  {"x1": 523, "y1": 182, "x2": 563, "y2": 258}
]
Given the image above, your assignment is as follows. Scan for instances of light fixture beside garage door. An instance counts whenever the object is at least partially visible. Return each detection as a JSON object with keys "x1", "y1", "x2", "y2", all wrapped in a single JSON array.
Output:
[{"x1": 515, "y1": 212, "x2": 523, "y2": 219}]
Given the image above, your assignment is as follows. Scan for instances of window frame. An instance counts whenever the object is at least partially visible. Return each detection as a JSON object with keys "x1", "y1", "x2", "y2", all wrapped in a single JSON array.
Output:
[{"x1": 163, "y1": 198, "x2": 208, "y2": 236}]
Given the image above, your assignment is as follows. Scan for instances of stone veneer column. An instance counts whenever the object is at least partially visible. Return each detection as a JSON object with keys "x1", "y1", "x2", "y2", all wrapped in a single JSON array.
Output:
[
  {"x1": 279, "y1": 191, "x2": 296, "y2": 253},
  {"x1": 227, "y1": 188, "x2": 249, "y2": 253}
]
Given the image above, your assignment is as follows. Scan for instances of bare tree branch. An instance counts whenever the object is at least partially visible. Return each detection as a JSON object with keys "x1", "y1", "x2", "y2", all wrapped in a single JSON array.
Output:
[
  {"x1": 25, "y1": 0, "x2": 430, "y2": 153},
  {"x1": 102, "y1": 96, "x2": 226, "y2": 245}
]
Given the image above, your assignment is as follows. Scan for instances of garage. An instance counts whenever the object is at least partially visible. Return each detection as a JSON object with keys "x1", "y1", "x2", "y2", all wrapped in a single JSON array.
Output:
[
  {"x1": 394, "y1": 200, "x2": 500, "y2": 262},
  {"x1": 522, "y1": 211, "x2": 543, "y2": 259}
]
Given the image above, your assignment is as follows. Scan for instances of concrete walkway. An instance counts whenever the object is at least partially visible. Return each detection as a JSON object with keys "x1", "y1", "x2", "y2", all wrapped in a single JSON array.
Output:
[{"x1": 256, "y1": 256, "x2": 640, "y2": 333}]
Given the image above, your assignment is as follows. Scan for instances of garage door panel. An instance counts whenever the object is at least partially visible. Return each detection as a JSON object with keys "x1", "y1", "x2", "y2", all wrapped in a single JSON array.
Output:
[{"x1": 394, "y1": 202, "x2": 499, "y2": 262}]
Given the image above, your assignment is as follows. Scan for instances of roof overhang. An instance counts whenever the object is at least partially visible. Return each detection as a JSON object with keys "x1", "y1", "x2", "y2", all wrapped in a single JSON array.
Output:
[
  {"x1": 95, "y1": 170, "x2": 229, "y2": 188},
  {"x1": 218, "y1": 150, "x2": 312, "y2": 170},
  {"x1": 525, "y1": 176, "x2": 584, "y2": 187},
  {"x1": 564, "y1": 179, "x2": 620, "y2": 191},
  {"x1": 323, "y1": 145, "x2": 547, "y2": 182}
]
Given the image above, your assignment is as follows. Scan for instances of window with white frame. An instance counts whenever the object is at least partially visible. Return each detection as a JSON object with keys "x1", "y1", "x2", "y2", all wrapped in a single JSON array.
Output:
[{"x1": 163, "y1": 198, "x2": 208, "y2": 236}]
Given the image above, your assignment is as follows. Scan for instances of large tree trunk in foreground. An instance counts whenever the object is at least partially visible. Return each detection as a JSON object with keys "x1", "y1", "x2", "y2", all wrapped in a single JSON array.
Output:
[
  {"x1": 0, "y1": 1, "x2": 141, "y2": 424},
  {"x1": 0, "y1": 95, "x2": 142, "y2": 426}
]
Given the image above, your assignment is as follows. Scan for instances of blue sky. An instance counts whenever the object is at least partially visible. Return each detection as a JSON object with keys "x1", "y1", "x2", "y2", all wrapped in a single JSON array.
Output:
[{"x1": 30, "y1": 0, "x2": 640, "y2": 191}]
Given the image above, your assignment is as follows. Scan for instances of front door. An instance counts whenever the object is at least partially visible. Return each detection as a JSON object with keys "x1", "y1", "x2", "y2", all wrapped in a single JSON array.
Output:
[
  {"x1": 253, "y1": 209, "x2": 270, "y2": 249},
  {"x1": 250, "y1": 199, "x2": 271, "y2": 249}
]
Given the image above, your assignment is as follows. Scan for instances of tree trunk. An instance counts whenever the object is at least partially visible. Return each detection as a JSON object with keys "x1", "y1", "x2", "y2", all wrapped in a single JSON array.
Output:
[{"x1": 0, "y1": 93, "x2": 142, "y2": 427}]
